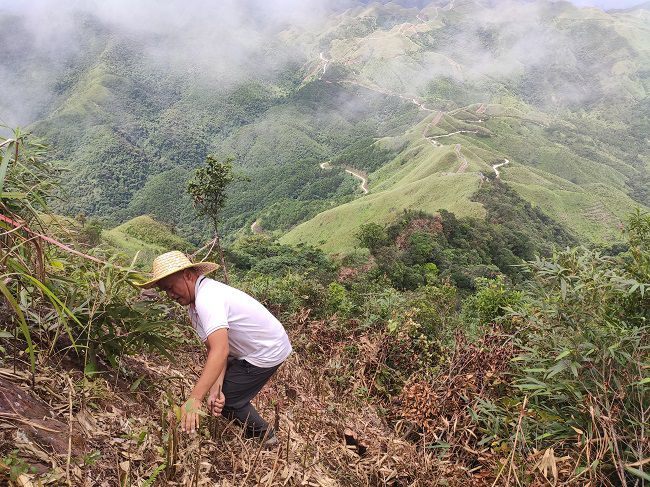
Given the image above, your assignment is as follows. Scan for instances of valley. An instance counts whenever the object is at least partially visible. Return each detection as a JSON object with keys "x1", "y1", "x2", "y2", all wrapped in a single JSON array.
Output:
[
  {"x1": 1, "y1": 1, "x2": 649, "y2": 485},
  {"x1": 1, "y1": 0, "x2": 649, "y2": 250}
]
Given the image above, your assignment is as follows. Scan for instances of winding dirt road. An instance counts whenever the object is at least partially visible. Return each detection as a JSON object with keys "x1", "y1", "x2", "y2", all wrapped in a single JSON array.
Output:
[
  {"x1": 319, "y1": 52, "x2": 330, "y2": 75},
  {"x1": 455, "y1": 144, "x2": 469, "y2": 173},
  {"x1": 431, "y1": 129, "x2": 479, "y2": 139},
  {"x1": 344, "y1": 168, "x2": 369, "y2": 194},
  {"x1": 492, "y1": 159, "x2": 509, "y2": 178},
  {"x1": 319, "y1": 160, "x2": 368, "y2": 194}
]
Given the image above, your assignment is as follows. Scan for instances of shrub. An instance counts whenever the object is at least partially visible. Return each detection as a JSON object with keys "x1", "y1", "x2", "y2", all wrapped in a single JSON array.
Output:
[
  {"x1": 476, "y1": 243, "x2": 650, "y2": 485},
  {"x1": 462, "y1": 276, "x2": 524, "y2": 331},
  {"x1": 236, "y1": 272, "x2": 325, "y2": 320},
  {"x1": 324, "y1": 282, "x2": 353, "y2": 319}
]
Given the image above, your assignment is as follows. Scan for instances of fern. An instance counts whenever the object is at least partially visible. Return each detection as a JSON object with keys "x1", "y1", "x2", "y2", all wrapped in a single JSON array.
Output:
[{"x1": 142, "y1": 463, "x2": 166, "y2": 487}]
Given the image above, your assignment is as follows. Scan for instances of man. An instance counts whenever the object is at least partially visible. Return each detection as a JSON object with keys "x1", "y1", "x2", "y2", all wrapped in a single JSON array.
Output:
[{"x1": 136, "y1": 251, "x2": 292, "y2": 444}]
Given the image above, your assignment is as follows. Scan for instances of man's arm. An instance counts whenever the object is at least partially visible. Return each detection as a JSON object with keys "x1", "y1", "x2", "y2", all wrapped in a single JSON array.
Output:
[
  {"x1": 181, "y1": 328, "x2": 228, "y2": 433},
  {"x1": 205, "y1": 339, "x2": 227, "y2": 393},
  {"x1": 191, "y1": 328, "x2": 228, "y2": 400}
]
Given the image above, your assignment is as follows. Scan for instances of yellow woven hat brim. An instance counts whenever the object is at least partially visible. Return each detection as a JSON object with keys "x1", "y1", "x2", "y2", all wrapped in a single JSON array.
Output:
[
  {"x1": 134, "y1": 250, "x2": 219, "y2": 289},
  {"x1": 134, "y1": 262, "x2": 219, "y2": 289}
]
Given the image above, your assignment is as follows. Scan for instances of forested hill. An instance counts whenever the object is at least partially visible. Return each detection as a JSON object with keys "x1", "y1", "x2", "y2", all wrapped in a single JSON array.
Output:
[
  {"x1": 2, "y1": 2, "x2": 650, "y2": 484},
  {"x1": 1, "y1": 0, "x2": 649, "y2": 248}
]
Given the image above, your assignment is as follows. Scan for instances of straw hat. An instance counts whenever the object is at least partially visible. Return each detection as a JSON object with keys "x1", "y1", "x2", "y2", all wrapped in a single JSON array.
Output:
[{"x1": 134, "y1": 251, "x2": 219, "y2": 289}]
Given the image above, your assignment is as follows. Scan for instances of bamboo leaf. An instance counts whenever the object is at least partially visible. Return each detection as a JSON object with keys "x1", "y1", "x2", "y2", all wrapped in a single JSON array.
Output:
[
  {"x1": 624, "y1": 466, "x2": 650, "y2": 481},
  {"x1": 19, "y1": 273, "x2": 82, "y2": 350},
  {"x1": 0, "y1": 191, "x2": 27, "y2": 199},
  {"x1": 555, "y1": 349, "x2": 571, "y2": 361},
  {"x1": 0, "y1": 280, "x2": 35, "y2": 374}
]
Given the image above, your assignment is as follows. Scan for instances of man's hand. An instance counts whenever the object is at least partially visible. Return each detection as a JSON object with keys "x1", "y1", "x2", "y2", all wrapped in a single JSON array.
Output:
[
  {"x1": 180, "y1": 397, "x2": 202, "y2": 434},
  {"x1": 208, "y1": 389, "x2": 226, "y2": 416}
]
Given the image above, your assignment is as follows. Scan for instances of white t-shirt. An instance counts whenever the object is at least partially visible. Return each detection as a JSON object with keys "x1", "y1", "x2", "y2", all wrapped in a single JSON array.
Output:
[{"x1": 188, "y1": 276, "x2": 292, "y2": 368}]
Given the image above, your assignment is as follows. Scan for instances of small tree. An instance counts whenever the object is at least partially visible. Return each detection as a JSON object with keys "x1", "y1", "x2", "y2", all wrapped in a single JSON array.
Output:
[{"x1": 187, "y1": 155, "x2": 235, "y2": 283}]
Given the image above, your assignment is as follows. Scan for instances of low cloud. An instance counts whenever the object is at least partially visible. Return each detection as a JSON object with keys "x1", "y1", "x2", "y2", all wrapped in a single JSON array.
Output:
[{"x1": 0, "y1": 0, "x2": 345, "y2": 126}]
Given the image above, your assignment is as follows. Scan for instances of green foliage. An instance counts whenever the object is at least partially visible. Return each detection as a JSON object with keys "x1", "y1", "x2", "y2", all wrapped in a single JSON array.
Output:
[
  {"x1": 1, "y1": 450, "x2": 37, "y2": 481},
  {"x1": 356, "y1": 223, "x2": 389, "y2": 252},
  {"x1": 472, "y1": 224, "x2": 650, "y2": 483},
  {"x1": 1, "y1": 128, "x2": 56, "y2": 222},
  {"x1": 0, "y1": 131, "x2": 75, "y2": 375},
  {"x1": 1, "y1": 132, "x2": 179, "y2": 380},
  {"x1": 462, "y1": 277, "x2": 524, "y2": 329},
  {"x1": 331, "y1": 137, "x2": 399, "y2": 173},
  {"x1": 324, "y1": 282, "x2": 353, "y2": 318},
  {"x1": 77, "y1": 217, "x2": 103, "y2": 247},
  {"x1": 379, "y1": 283, "x2": 459, "y2": 393},
  {"x1": 358, "y1": 208, "x2": 553, "y2": 290},
  {"x1": 256, "y1": 198, "x2": 332, "y2": 233},
  {"x1": 102, "y1": 216, "x2": 194, "y2": 270},
  {"x1": 229, "y1": 235, "x2": 335, "y2": 280},
  {"x1": 472, "y1": 181, "x2": 577, "y2": 256},
  {"x1": 126, "y1": 167, "x2": 202, "y2": 240},
  {"x1": 187, "y1": 155, "x2": 236, "y2": 231},
  {"x1": 236, "y1": 272, "x2": 324, "y2": 319},
  {"x1": 115, "y1": 216, "x2": 192, "y2": 253},
  {"x1": 626, "y1": 209, "x2": 650, "y2": 282}
]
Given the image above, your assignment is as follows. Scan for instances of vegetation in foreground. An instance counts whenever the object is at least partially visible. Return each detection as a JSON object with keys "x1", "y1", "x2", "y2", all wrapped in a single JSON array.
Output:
[{"x1": 1, "y1": 133, "x2": 649, "y2": 486}]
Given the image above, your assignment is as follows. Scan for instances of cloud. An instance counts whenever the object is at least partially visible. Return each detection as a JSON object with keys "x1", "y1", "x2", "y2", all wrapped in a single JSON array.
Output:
[
  {"x1": 0, "y1": 0, "x2": 343, "y2": 126},
  {"x1": 568, "y1": 0, "x2": 645, "y2": 9},
  {"x1": 0, "y1": 0, "x2": 642, "y2": 127}
]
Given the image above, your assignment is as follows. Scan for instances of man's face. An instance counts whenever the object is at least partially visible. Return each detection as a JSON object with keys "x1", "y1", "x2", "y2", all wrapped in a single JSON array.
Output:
[{"x1": 156, "y1": 270, "x2": 195, "y2": 306}]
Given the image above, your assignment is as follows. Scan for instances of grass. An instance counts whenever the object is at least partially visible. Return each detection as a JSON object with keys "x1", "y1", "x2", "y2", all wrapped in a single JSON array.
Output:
[
  {"x1": 281, "y1": 172, "x2": 483, "y2": 253},
  {"x1": 102, "y1": 215, "x2": 193, "y2": 268},
  {"x1": 509, "y1": 179, "x2": 637, "y2": 243},
  {"x1": 281, "y1": 101, "x2": 649, "y2": 253}
]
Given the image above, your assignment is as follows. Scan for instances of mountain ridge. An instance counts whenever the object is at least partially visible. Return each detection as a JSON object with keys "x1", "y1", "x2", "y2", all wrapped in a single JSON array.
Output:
[{"x1": 1, "y1": 0, "x2": 648, "y2": 249}]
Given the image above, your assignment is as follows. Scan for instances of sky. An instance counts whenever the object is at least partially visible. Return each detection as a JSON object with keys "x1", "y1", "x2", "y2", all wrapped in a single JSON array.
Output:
[{"x1": 569, "y1": 0, "x2": 646, "y2": 8}]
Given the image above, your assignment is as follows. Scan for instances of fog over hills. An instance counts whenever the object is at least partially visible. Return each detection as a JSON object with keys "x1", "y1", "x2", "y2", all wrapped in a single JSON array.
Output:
[{"x1": 1, "y1": 0, "x2": 648, "y2": 249}]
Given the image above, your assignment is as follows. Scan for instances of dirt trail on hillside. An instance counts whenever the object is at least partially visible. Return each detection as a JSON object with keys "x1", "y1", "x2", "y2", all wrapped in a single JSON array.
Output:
[
  {"x1": 339, "y1": 79, "x2": 435, "y2": 112},
  {"x1": 319, "y1": 160, "x2": 368, "y2": 194},
  {"x1": 455, "y1": 144, "x2": 469, "y2": 173},
  {"x1": 431, "y1": 130, "x2": 479, "y2": 139},
  {"x1": 423, "y1": 111, "x2": 444, "y2": 147},
  {"x1": 319, "y1": 52, "x2": 330, "y2": 75},
  {"x1": 345, "y1": 167, "x2": 369, "y2": 194},
  {"x1": 492, "y1": 159, "x2": 509, "y2": 178}
]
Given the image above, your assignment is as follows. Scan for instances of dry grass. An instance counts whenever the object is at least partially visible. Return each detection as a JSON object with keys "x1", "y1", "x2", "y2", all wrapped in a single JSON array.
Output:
[
  {"x1": 0, "y1": 323, "x2": 461, "y2": 487},
  {"x1": 2, "y1": 318, "x2": 634, "y2": 486}
]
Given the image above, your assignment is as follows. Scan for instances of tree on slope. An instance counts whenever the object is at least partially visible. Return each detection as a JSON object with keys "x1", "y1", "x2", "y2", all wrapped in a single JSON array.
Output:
[{"x1": 187, "y1": 155, "x2": 235, "y2": 283}]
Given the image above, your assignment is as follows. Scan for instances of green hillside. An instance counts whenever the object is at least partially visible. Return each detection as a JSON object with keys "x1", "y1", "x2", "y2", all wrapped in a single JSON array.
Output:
[
  {"x1": 102, "y1": 215, "x2": 194, "y2": 267},
  {"x1": 1, "y1": 0, "x2": 649, "y2": 250},
  {"x1": 3, "y1": 6, "x2": 650, "y2": 486}
]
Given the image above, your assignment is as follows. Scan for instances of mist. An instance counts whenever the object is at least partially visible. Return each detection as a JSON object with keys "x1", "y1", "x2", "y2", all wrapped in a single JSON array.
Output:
[
  {"x1": 0, "y1": 0, "x2": 645, "y2": 128},
  {"x1": 568, "y1": 0, "x2": 645, "y2": 8},
  {"x1": 0, "y1": 0, "x2": 346, "y2": 127}
]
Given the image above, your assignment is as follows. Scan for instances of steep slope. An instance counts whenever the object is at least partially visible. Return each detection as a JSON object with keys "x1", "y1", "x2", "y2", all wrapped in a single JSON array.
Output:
[
  {"x1": 280, "y1": 0, "x2": 649, "y2": 250},
  {"x1": 2, "y1": 0, "x2": 648, "y2": 249}
]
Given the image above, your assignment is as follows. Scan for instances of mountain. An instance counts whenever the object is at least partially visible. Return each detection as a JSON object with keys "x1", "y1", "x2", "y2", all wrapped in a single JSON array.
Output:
[{"x1": 1, "y1": 0, "x2": 648, "y2": 250}]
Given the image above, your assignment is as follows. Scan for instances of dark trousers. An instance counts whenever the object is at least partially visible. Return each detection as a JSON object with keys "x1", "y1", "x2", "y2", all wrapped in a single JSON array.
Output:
[{"x1": 221, "y1": 357, "x2": 280, "y2": 438}]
